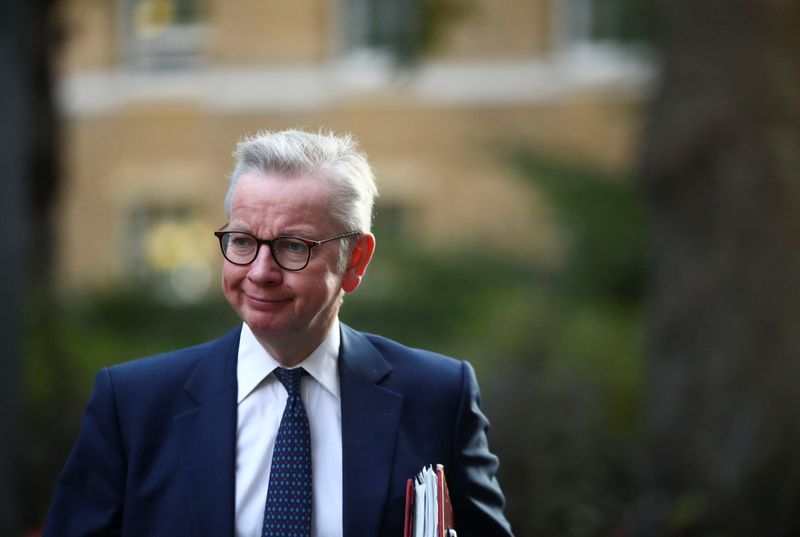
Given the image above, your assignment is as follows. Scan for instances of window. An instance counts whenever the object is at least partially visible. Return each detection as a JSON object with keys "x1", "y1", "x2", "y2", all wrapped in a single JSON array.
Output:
[
  {"x1": 558, "y1": 0, "x2": 653, "y2": 49},
  {"x1": 341, "y1": 0, "x2": 428, "y2": 67},
  {"x1": 121, "y1": 0, "x2": 207, "y2": 69},
  {"x1": 124, "y1": 204, "x2": 215, "y2": 302}
]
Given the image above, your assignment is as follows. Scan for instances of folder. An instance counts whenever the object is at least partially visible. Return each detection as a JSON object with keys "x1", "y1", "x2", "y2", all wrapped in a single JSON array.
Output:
[{"x1": 404, "y1": 464, "x2": 456, "y2": 537}]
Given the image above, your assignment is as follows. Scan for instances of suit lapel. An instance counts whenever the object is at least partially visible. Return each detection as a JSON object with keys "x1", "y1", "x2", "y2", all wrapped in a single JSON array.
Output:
[
  {"x1": 175, "y1": 328, "x2": 240, "y2": 537},
  {"x1": 339, "y1": 325, "x2": 404, "y2": 537},
  {"x1": 171, "y1": 325, "x2": 403, "y2": 537}
]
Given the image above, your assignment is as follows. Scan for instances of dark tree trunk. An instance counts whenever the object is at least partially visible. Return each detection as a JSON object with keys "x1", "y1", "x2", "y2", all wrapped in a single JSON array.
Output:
[
  {"x1": 641, "y1": 0, "x2": 800, "y2": 534},
  {"x1": 0, "y1": 0, "x2": 60, "y2": 531},
  {"x1": 0, "y1": 2, "x2": 28, "y2": 532}
]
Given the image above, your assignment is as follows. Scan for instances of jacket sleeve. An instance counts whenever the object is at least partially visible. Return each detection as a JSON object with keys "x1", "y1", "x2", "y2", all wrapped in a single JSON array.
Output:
[
  {"x1": 43, "y1": 368, "x2": 126, "y2": 536},
  {"x1": 449, "y1": 361, "x2": 514, "y2": 537}
]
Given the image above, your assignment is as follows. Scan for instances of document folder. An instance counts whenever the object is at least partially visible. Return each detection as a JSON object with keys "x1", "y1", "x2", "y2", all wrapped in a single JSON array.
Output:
[{"x1": 404, "y1": 464, "x2": 456, "y2": 537}]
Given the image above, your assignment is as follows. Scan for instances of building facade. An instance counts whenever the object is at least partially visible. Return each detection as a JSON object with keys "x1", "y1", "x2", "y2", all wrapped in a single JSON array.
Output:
[{"x1": 55, "y1": 0, "x2": 651, "y2": 300}]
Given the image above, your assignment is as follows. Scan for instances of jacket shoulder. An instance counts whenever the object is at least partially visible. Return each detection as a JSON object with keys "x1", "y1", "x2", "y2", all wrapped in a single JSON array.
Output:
[
  {"x1": 101, "y1": 327, "x2": 240, "y2": 404},
  {"x1": 350, "y1": 329, "x2": 467, "y2": 399},
  {"x1": 108, "y1": 333, "x2": 227, "y2": 374},
  {"x1": 360, "y1": 331, "x2": 462, "y2": 369}
]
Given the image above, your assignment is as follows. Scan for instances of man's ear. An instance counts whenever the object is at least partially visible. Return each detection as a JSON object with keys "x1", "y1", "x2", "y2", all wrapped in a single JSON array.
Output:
[{"x1": 342, "y1": 233, "x2": 375, "y2": 293}]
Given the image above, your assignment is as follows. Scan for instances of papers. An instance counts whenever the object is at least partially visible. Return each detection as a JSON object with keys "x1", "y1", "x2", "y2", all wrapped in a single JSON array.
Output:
[
  {"x1": 413, "y1": 466, "x2": 435, "y2": 536},
  {"x1": 404, "y1": 464, "x2": 457, "y2": 537}
]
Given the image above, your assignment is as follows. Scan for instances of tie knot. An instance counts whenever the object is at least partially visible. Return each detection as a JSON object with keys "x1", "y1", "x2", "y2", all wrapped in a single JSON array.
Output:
[{"x1": 273, "y1": 367, "x2": 307, "y2": 397}]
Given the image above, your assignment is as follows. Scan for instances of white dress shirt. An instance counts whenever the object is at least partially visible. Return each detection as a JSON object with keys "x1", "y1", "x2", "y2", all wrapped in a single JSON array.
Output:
[{"x1": 234, "y1": 321, "x2": 343, "y2": 537}]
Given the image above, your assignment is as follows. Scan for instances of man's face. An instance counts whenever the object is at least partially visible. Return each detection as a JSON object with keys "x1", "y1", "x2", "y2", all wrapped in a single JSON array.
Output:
[{"x1": 222, "y1": 171, "x2": 359, "y2": 361}]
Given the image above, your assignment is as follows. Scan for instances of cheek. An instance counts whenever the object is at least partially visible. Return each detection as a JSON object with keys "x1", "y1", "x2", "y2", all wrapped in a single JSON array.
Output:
[
  {"x1": 292, "y1": 269, "x2": 341, "y2": 304},
  {"x1": 222, "y1": 264, "x2": 245, "y2": 291},
  {"x1": 318, "y1": 270, "x2": 345, "y2": 300},
  {"x1": 325, "y1": 270, "x2": 343, "y2": 292}
]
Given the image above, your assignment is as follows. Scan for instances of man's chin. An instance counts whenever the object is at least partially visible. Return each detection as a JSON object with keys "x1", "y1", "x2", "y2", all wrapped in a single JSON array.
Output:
[{"x1": 243, "y1": 315, "x2": 286, "y2": 337}]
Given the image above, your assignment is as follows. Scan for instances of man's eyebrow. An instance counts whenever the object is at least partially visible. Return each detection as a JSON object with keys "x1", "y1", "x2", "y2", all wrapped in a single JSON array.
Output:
[
  {"x1": 222, "y1": 226, "x2": 318, "y2": 237},
  {"x1": 221, "y1": 224, "x2": 249, "y2": 233},
  {"x1": 278, "y1": 226, "x2": 317, "y2": 237}
]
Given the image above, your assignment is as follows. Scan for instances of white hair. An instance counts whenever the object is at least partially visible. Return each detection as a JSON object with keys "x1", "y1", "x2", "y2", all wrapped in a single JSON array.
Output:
[
  {"x1": 225, "y1": 129, "x2": 379, "y2": 271},
  {"x1": 226, "y1": 129, "x2": 378, "y2": 234}
]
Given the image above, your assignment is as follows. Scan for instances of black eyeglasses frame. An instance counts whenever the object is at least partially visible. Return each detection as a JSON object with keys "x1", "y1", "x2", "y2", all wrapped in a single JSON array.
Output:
[{"x1": 213, "y1": 229, "x2": 361, "y2": 271}]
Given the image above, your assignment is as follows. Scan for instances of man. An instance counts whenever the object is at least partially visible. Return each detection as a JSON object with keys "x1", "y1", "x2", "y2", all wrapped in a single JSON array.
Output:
[{"x1": 44, "y1": 129, "x2": 513, "y2": 537}]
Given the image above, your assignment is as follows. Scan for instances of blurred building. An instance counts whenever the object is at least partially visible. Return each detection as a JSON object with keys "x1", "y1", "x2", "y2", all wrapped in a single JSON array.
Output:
[{"x1": 55, "y1": 0, "x2": 651, "y2": 301}]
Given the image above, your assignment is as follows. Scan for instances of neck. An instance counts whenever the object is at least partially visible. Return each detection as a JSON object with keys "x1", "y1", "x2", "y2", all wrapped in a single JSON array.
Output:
[
  {"x1": 256, "y1": 336, "x2": 314, "y2": 368},
  {"x1": 251, "y1": 319, "x2": 338, "y2": 368}
]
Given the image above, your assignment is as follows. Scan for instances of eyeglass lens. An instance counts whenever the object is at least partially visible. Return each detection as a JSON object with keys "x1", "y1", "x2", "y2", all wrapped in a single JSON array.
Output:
[{"x1": 221, "y1": 232, "x2": 310, "y2": 269}]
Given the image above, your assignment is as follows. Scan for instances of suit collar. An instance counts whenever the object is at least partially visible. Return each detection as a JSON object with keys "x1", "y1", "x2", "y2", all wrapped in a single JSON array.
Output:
[
  {"x1": 339, "y1": 324, "x2": 392, "y2": 382},
  {"x1": 183, "y1": 326, "x2": 241, "y2": 405},
  {"x1": 339, "y1": 324, "x2": 404, "y2": 537}
]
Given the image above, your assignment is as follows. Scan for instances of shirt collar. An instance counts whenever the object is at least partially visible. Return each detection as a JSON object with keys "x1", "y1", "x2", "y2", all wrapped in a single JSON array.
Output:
[{"x1": 236, "y1": 319, "x2": 341, "y2": 404}]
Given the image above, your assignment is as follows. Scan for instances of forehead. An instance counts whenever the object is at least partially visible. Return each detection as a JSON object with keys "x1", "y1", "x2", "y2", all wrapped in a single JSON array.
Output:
[{"x1": 229, "y1": 171, "x2": 335, "y2": 233}]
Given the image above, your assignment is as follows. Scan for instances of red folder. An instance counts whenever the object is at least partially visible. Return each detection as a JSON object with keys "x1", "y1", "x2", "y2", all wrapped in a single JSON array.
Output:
[
  {"x1": 404, "y1": 464, "x2": 456, "y2": 537},
  {"x1": 404, "y1": 478, "x2": 414, "y2": 537}
]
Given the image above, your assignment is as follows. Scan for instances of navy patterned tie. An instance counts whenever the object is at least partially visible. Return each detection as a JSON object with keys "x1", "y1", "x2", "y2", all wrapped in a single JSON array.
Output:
[{"x1": 262, "y1": 367, "x2": 312, "y2": 537}]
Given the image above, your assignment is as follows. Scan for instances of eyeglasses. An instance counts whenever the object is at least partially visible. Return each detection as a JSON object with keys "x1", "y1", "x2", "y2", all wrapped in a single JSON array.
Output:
[{"x1": 214, "y1": 229, "x2": 360, "y2": 271}]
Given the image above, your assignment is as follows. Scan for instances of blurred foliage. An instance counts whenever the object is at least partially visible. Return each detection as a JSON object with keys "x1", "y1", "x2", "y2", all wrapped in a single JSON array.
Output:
[
  {"x1": 23, "y1": 147, "x2": 649, "y2": 534},
  {"x1": 26, "y1": 290, "x2": 239, "y2": 398},
  {"x1": 495, "y1": 149, "x2": 649, "y2": 535},
  {"x1": 344, "y1": 148, "x2": 650, "y2": 535},
  {"x1": 20, "y1": 289, "x2": 239, "y2": 528}
]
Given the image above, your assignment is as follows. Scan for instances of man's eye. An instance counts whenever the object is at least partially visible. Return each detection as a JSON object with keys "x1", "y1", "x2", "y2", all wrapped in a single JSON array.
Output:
[
  {"x1": 276, "y1": 239, "x2": 308, "y2": 256},
  {"x1": 229, "y1": 235, "x2": 254, "y2": 248}
]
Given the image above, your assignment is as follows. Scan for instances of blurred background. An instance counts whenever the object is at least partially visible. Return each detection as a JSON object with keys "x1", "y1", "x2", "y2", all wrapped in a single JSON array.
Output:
[{"x1": 3, "y1": 0, "x2": 800, "y2": 535}]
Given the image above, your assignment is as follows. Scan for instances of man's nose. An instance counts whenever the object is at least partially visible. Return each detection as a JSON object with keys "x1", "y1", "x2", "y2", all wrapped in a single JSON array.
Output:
[{"x1": 247, "y1": 244, "x2": 283, "y2": 282}]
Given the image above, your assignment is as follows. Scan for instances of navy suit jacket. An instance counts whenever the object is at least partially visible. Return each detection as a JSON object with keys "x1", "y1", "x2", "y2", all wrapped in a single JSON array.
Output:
[{"x1": 44, "y1": 324, "x2": 513, "y2": 537}]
